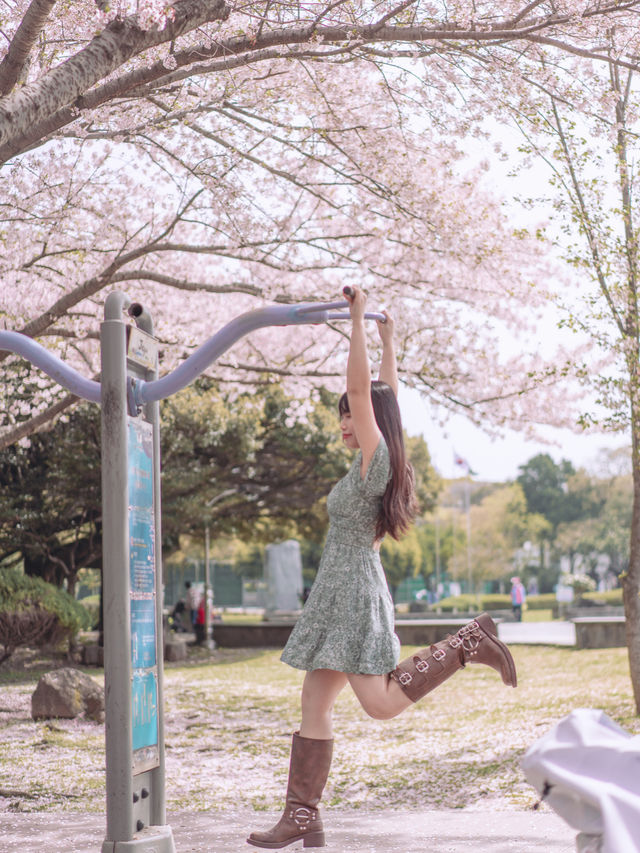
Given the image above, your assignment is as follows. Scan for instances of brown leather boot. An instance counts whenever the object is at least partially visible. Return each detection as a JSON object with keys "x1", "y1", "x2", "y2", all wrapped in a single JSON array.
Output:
[
  {"x1": 390, "y1": 612, "x2": 517, "y2": 702},
  {"x1": 247, "y1": 732, "x2": 333, "y2": 849}
]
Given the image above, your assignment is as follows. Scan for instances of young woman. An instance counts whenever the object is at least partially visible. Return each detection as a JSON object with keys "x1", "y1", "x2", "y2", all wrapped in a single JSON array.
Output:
[{"x1": 247, "y1": 287, "x2": 517, "y2": 850}]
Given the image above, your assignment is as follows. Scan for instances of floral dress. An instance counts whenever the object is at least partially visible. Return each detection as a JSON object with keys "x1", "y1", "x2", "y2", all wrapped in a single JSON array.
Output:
[{"x1": 281, "y1": 437, "x2": 400, "y2": 675}]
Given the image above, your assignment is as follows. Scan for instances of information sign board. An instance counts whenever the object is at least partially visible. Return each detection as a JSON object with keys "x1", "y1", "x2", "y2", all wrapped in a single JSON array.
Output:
[{"x1": 128, "y1": 417, "x2": 159, "y2": 773}]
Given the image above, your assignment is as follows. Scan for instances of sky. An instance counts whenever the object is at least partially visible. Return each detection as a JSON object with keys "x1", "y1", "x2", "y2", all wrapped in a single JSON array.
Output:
[{"x1": 397, "y1": 386, "x2": 630, "y2": 483}]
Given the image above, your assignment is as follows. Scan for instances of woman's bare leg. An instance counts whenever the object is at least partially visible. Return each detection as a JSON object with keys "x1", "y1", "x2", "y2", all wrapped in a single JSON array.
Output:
[
  {"x1": 300, "y1": 669, "x2": 349, "y2": 739},
  {"x1": 347, "y1": 673, "x2": 413, "y2": 720}
]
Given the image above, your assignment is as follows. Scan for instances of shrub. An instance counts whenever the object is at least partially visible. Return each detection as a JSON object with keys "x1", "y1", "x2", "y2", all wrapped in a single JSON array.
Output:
[
  {"x1": 478, "y1": 594, "x2": 511, "y2": 611},
  {"x1": 525, "y1": 593, "x2": 557, "y2": 610},
  {"x1": 434, "y1": 592, "x2": 558, "y2": 613},
  {"x1": 434, "y1": 595, "x2": 479, "y2": 613},
  {"x1": 0, "y1": 568, "x2": 91, "y2": 664},
  {"x1": 78, "y1": 594, "x2": 100, "y2": 629},
  {"x1": 583, "y1": 589, "x2": 623, "y2": 606}
]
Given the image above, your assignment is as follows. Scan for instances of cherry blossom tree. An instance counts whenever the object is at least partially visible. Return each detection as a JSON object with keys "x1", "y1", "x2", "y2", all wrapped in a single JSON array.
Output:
[
  {"x1": 3, "y1": 0, "x2": 640, "y2": 706},
  {"x1": 469, "y1": 26, "x2": 640, "y2": 706},
  {"x1": 3, "y1": 0, "x2": 640, "y2": 450}
]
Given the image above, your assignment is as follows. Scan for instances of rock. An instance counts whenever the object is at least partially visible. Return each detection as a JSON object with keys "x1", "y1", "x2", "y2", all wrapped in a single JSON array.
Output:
[
  {"x1": 31, "y1": 667, "x2": 105, "y2": 723},
  {"x1": 82, "y1": 644, "x2": 104, "y2": 667},
  {"x1": 164, "y1": 638, "x2": 187, "y2": 661}
]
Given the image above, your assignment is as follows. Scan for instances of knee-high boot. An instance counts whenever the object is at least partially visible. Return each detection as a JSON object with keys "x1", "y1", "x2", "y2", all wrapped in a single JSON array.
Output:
[
  {"x1": 247, "y1": 731, "x2": 333, "y2": 849},
  {"x1": 390, "y1": 612, "x2": 517, "y2": 702}
]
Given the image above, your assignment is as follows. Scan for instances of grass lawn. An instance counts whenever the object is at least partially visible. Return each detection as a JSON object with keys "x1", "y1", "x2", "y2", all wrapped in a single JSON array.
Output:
[
  {"x1": 522, "y1": 609, "x2": 553, "y2": 622},
  {"x1": 0, "y1": 644, "x2": 637, "y2": 815}
]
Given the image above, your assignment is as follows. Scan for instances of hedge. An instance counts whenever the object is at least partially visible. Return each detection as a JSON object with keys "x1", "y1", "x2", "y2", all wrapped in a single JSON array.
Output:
[{"x1": 432, "y1": 589, "x2": 622, "y2": 613}]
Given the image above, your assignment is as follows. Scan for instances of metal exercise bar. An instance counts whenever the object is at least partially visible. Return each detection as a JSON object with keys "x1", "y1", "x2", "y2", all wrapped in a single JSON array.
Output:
[
  {"x1": 0, "y1": 330, "x2": 101, "y2": 402},
  {"x1": 132, "y1": 300, "x2": 385, "y2": 407},
  {"x1": 0, "y1": 299, "x2": 385, "y2": 407}
]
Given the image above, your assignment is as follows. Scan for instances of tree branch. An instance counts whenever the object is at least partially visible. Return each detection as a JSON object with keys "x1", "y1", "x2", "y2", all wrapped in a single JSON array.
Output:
[
  {"x1": 0, "y1": 391, "x2": 79, "y2": 451},
  {"x1": 549, "y1": 96, "x2": 626, "y2": 336},
  {"x1": 0, "y1": 0, "x2": 57, "y2": 97},
  {"x1": 0, "y1": 0, "x2": 230, "y2": 153},
  {"x1": 110, "y1": 269, "x2": 263, "y2": 296},
  {"x1": 3, "y1": 6, "x2": 640, "y2": 162}
]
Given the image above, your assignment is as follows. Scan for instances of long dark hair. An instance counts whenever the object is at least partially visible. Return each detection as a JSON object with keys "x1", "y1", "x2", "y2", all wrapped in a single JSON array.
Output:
[{"x1": 339, "y1": 380, "x2": 418, "y2": 540}]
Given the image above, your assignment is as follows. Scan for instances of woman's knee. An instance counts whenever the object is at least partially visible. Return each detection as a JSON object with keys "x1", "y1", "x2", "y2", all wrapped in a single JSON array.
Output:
[
  {"x1": 348, "y1": 674, "x2": 403, "y2": 720},
  {"x1": 301, "y1": 670, "x2": 346, "y2": 715},
  {"x1": 359, "y1": 697, "x2": 397, "y2": 721}
]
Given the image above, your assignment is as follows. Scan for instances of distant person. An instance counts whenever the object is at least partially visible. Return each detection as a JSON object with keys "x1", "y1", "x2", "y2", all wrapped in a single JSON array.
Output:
[
  {"x1": 511, "y1": 577, "x2": 527, "y2": 622},
  {"x1": 170, "y1": 599, "x2": 188, "y2": 633}
]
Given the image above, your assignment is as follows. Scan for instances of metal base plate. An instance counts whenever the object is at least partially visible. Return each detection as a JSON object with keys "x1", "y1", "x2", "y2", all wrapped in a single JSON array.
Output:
[{"x1": 102, "y1": 825, "x2": 176, "y2": 852}]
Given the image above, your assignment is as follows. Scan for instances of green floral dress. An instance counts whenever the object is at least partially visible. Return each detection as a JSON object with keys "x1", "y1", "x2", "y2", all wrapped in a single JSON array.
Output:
[{"x1": 281, "y1": 437, "x2": 400, "y2": 675}]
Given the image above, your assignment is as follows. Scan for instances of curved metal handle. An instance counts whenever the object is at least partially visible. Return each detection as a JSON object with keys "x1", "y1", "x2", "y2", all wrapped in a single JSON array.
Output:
[
  {"x1": 135, "y1": 300, "x2": 385, "y2": 404},
  {"x1": 0, "y1": 331, "x2": 101, "y2": 403},
  {"x1": 294, "y1": 300, "x2": 385, "y2": 323},
  {"x1": 0, "y1": 295, "x2": 387, "y2": 407}
]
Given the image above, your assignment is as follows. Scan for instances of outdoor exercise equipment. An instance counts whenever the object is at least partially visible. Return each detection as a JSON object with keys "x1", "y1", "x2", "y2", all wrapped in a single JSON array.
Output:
[{"x1": 0, "y1": 291, "x2": 383, "y2": 852}]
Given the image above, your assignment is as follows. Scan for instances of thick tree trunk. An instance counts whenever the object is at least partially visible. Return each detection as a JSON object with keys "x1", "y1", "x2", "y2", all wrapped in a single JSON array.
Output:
[
  {"x1": 0, "y1": 0, "x2": 229, "y2": 155},
  {"x1": 625, "y1": 389, "x2": 640, "y2": 713}
]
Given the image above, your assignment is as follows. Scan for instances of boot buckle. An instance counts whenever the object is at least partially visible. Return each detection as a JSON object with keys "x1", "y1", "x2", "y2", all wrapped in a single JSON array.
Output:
[
  {"x1": 415, "y1": 658, "x2": 430, "y2": 673},
  {"x1": 462, "y1": 634, "x2": 480, "y2": 652},
  {"x1": 449, "y1": 636, "x2": 463, "y2": 649},
  {"x1": 290, "y1": 806, "x2": 315, "y2": 829},
  {"x1": 398, "y1": 671, "x2": 413, "y2": 685},
  {"x1": 433, "y1": 648, "x2": 446, "y2": 662}
]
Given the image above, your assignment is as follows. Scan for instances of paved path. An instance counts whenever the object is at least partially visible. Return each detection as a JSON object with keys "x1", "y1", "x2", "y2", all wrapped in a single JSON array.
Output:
[
  {"x1": 0, "y1": 807, "x2": 577, "y2": 852},
  {"x1": 497, "y1": 620, "x2": 576, "y2": 646}
]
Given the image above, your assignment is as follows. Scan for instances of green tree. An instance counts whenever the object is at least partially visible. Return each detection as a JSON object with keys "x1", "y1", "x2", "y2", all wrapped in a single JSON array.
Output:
[
  {"x1": 405, "y1": 435, "x2": 441, "y2": 516},
  {"x1": 414, "y1": 515, "x2": 461, "y2": 593},
  {"x1": 0, "y1": 405, "x2": 102, "y2": 595},
  {"x1": 0, "y1": 382, "x2": 350, "y2": 588},
  {"x1": 516, "y1": 454, "x2": 601, "y2": 574},
  {"x1": 555, "y1": 473, "x2": 632, "y2": 580},
  {"x1": 161, "y1": 381, "x2": 350, "y2": 548},
  {"x1": 469, "y1": 483, "x2": 543, "y2": 588},
  {"x1": 517, "y1": 454, "x2": 578, "y2": 533},
  {"x1": 380, "y1": 528, "x2": 423, "y2": 600}
]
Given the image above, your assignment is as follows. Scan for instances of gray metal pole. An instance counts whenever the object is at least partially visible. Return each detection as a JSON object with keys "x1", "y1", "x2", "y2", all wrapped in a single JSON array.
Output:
[
  {"x1": 101, "y1": 292, "x2": 134, "y2": 844},
  {"x1": 204, "y1": 524, "x2": 211, "y2": 646},
  {"x1": 101, "y1": 293, "x2": 175, "y2": 853},
  {"x1": 144, "y1": 317, "x2": 169, "y2": 831}
]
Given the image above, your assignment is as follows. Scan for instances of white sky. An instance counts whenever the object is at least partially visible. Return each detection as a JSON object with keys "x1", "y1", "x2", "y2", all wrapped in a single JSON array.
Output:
[{"x1": 398, "y1": 386, "x2": 629, "y2": 482}]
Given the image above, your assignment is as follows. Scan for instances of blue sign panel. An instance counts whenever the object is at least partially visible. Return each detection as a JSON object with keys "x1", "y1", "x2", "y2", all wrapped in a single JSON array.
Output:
[
  {"x1": 131, "y1": 597, "x2": 157, "y2": 669},
  {"x1": 127, "y1": 417, "x2": 159, "y2": 767},
  {"x1": 127, "y1": 419, "x2": 153, "y2": 510},
  {"x1": 129, "y1": 507, "x2": 155, "y2": 594},
  {"x1": 131, "y1": 670, "x2": 158, "y2": 752}
]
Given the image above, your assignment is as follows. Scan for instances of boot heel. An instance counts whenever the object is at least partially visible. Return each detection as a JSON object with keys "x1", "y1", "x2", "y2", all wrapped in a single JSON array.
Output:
[{"x1": 303, "y1": 830, "x2": 326, "y2": 847}]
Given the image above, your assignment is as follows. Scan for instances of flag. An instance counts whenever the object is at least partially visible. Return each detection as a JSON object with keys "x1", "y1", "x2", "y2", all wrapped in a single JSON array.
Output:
[{"x1": 453, "y1": 451, "x2": 477, "y2": 477}]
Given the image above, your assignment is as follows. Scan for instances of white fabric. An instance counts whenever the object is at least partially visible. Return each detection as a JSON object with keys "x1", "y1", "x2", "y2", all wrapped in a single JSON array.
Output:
[{"x1": 521, "y1": 708, "x2": 640, "y2": 853}]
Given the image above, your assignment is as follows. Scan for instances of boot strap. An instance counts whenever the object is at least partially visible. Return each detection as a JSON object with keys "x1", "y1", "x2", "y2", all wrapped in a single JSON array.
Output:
[
  {"x1": 287, "y1": 806, "x2": 318, "y2": 830},
  {"x1": 449, "y1": 620, "x2": 482, "y2": 655},
  {"x1": 392, "y1": 622, "x2": 483, "y2": 688}
]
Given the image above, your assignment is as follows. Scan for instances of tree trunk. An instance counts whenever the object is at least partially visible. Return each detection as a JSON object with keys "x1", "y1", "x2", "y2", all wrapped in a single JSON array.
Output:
[
  {"x1": 0, "y1": 0, "x2": 229, "y2": 157},
  {"x1": 625, "y1": 388, "x2": 640, "y2": 713}
]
